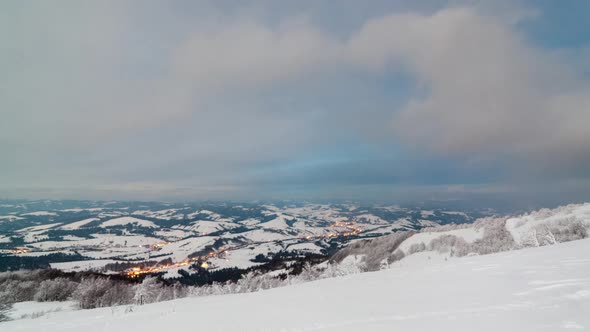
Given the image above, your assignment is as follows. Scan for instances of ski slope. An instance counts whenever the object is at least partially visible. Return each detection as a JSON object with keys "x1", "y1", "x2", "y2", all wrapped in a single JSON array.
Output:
[{"x1": 4, "y1": 238, "x2": 590, "y2": 331}]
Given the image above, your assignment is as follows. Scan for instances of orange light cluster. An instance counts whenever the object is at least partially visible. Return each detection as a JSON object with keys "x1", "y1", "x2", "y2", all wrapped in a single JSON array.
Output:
[
  {"x1": 125, "y1": 220, "x2": 363, "y2": 278},
  {"x1": 151, "y1": 242, "x2": 169, "y2": 249},
  {"x1": 126, "y1": 259, "x2": 204, "y2": 278},
  {"x1": 125, "y1": 252, "x2": 218, "y2": 277}
]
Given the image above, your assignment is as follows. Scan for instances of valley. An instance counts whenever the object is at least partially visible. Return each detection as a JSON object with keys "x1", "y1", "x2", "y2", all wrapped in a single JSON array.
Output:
[{"x1": 0, "y1": 200, "x2": 480, "y2": 277}]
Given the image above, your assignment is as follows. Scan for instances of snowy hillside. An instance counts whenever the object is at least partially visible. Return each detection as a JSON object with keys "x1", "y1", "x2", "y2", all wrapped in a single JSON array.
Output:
[
  {"x1": 506, "y1": 203, "x2": 590, "y2": 247},
  {"x1": 332, "y1": 203, "x2": 590, "y2": 271},
  {"x1": 3, "y1": 238, "x2": 589, "y2": 331},
  {"x1": 0, "y1": 200, "x2": 480, "y2": 274}
]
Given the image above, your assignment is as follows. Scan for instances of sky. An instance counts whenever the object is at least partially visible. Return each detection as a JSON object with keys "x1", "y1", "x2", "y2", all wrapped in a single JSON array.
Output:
[{"x1": 1, "y1": 0, "x2": 590, "y2": 204}]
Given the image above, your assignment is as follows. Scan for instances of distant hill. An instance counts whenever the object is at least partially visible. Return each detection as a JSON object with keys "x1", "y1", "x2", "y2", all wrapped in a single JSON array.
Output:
[{"x1": 0, "y1": 200, "x2": 484, "y2": 274}]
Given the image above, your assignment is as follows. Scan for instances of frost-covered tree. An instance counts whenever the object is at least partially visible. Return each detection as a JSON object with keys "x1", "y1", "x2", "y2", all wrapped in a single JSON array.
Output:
[
  {"x1": 133, "y1": 276, "x2": 176, "y2": 304},
  {"x1": 472, "y1": 217, "x2": 515, "y2": 254},
  {"x1": 548, "y1": 218, "x2": 588, "y2": 243},
  {"x1": 330, "y1": 231, "x2": 415, "y2": 272},
  {"x1": 407, "y1": 242, "x2": 426, "y2": 255},
  {"x1": 101, "y1": 282, "x2": 134, "y2": 306},
  {"x1": 34, "y1": 278, "x2": 78, "y2": 302},
  {"x1": 72, "y1": 277, "x2": 114, "y2": 309},
  {"x1": 0, "y1": 279, "x2": 37, "y2": 303},
  {"x1": 298, "y1": 262, "x2": 321, "y2": 281}
]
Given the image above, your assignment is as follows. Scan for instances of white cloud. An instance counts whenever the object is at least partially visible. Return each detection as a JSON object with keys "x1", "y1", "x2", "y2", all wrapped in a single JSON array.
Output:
[
  {"x1": 352, "y1": 9, "x2": 590, "y2": 167},
  {"x1": 168, "y1": 8, "x2": 590, "y2": 170},
  {"x1": 1, "y1": 3, "x2": 589, "y2": 198},
  {"x1": 172, "y1": 17, "x2": 343, "y2": 89}
]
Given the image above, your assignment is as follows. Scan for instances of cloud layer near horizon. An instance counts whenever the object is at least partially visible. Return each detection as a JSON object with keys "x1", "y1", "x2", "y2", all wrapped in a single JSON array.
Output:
[{"x1": 1, "y1": 1, "x2": 589, "y2": 202}]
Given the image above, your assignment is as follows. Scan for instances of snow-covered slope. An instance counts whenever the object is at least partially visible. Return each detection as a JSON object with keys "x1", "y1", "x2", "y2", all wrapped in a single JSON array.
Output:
[
  {"x1": 4, "y1": 238, "x2": 590, "y2": 331},
  {"x1": 99, "y1": 217, "x2": 158, "y2": 228},
  {"x1": 60, "y1": 218, "x2": 99, "y2": 230},
  {"x1": 333, "y1": 203, "x2": 590, "y2": 271},
  {"x1": 179, "y1": 219, "x2": 242, "y2": 234}
]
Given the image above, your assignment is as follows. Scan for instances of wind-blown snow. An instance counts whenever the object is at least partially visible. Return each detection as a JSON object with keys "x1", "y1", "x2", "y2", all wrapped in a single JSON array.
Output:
[{"x1": 4, "y1": 239, "x2": 590, "y2": 331}]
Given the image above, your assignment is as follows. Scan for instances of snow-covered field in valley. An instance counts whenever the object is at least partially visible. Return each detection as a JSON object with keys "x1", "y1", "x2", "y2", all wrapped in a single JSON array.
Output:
[
  {"x1": 4, "y1": 238, "x2": 590, "y2": 332},
  {"x1": 2, "y1": 200, "x2": 478, "y2": 274}
]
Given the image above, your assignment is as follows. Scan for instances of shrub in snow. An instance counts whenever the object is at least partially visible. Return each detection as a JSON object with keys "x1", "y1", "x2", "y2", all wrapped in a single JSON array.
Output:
[
  {"x1": 331, "y1": 231, "x2": 415, "y2": 271},
  {"x1": 133, "y1": 277, "x2": 167, "y2": 304},
  {"x1": 72, "y1": 277, "x2": 133, "y2": 309},
  {"x1": 407, "y1": 242, "x2": 426, "y2": 255},
  {"x1": 72, "y1": 277, "x2": 111, "y2": 309},
  {"x1": 324, "y1": 257, "x2": 364, "y2": 276},
  {"x1": 34, "y1": 277, "x2": 78, "y2": 302},
  {"x1": 0, "y1": 280, "x2": 36, "y2": 303},
  {"x1": 101, "y1": 282, "x2": 134, "y2": 306},
  {"x1": 133, "y1": 277, "x2": 189, "y2": 305},
  {"x1": 550, "y1": 220, "x2": 587, "y2": 242},
  {"x1": 428, "y1": 235, "x2": 469, "y2": 254},
  {"x1": 507, "y1": 204, "x2": 590, "y2": 248},
  {"x1": 298, "y1": 262, "x2": 322, "y2": 281},
  {"x1": 0, "y1": 271, "x2": 41, "y2": 303},
  {"x1": 469, "y1": 217, "x2": 515, "y2": 255}
]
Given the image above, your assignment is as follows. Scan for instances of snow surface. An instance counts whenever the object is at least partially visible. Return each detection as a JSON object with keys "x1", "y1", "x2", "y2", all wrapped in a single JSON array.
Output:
[
  {"x1": 4, "y1": 238, "x2": 590, "y2": 331},
  {"x1": 60, "y1": 218, "x2": 99, "y2": 230},
  {"x1": 354, "y1": 214, "x2": 388, "y2": 224},
  {"x1": 28, "y1": 235, "x2": 161, "y2": 259},
  {"x1": 154, "y1": 229, "x2": 191, "y2": 240},
  {"x1": 181, "y1": 219, "x2": 241, "y2": 234},
  {"x1": 50, "y1": 259, "x2": 118, "y2": 272},
  {"x1": 7, "y1": 301, "x2": 77, "y2": 320},
  {"x1": 209, "y1": 242, "x2": 283, "y2": 270},
  {"x1": 59, "y1": 208, "x2": 84, "y2": 213},
  {"x1": 20, "y1": 211, "x2": 57, "y2": 216},
  {"x1": 420, "y1": 210, "x2": 435, "y2": 217},
  {"x1": 132, "y1": 208, "x2": 187, "y2": 220},
  {"x1": 0, "y1": 215, "x2": 24, "y2": 221},
  {"x1": 17, "y1": 223, "x2": 62, "y2": 233},
  {"x1": 442, "y1": 210, "x2": 470, "y2": 218},
  {"x1": 157, "y1": 236, "x2": 216, "y2": 261},
  {"x1": 99, "y1": 217, "x2": 158, "y2": 228},
  {"x1": 261, "y1": 215, "x2": 293, "y2": 229}
]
